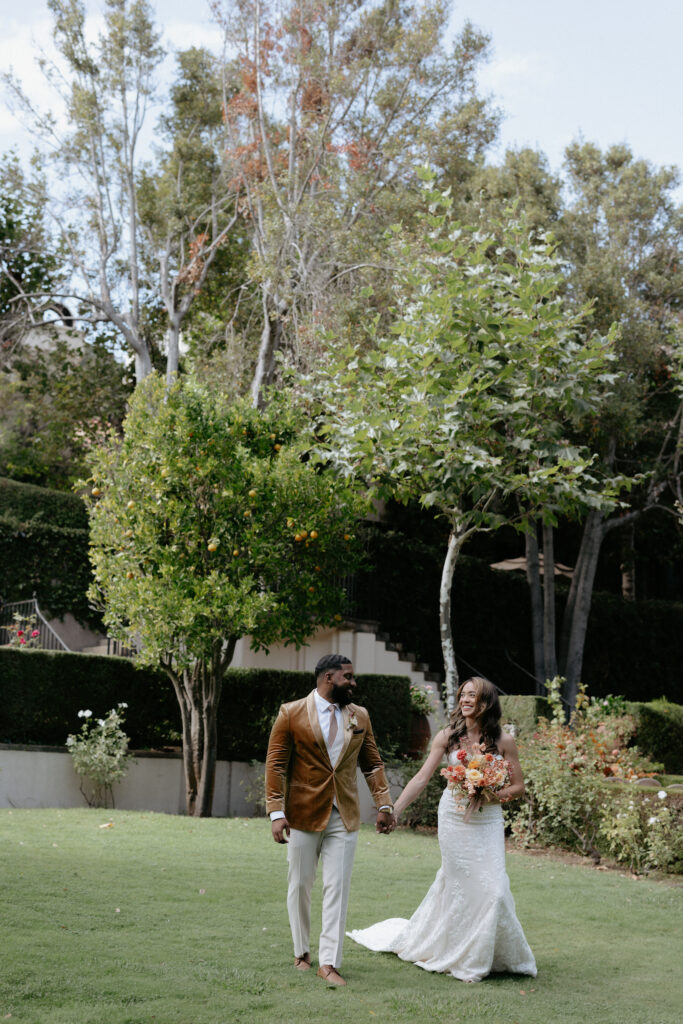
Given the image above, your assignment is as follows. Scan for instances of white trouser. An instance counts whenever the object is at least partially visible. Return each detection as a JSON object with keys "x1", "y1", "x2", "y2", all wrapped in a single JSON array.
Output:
[{"x1": 286, "y1": 807, "x2": 359, "y2": 968}]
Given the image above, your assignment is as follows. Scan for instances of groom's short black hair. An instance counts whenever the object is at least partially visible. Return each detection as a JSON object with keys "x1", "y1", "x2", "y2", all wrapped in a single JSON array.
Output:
[{"x1": 314, "y1": 654, "x2": 352, "y2": 680}]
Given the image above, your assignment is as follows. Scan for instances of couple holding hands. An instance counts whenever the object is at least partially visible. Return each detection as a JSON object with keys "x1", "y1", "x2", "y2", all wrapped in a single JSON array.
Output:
[{"x1": 265, "y1": 654, "x2": 537, "y2": 986}]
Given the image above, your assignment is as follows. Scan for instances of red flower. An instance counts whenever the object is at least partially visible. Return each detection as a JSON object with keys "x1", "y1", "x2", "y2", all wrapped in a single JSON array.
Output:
[
  {"x1": 456, "y1": 749, "x2": 467, "y2": 762},
  {"x1": 16, "y1": 630, "x2": 24, "y2": 637},
  {"x1": 31, "y1": 630, "x2": 40, "y2": 637}
]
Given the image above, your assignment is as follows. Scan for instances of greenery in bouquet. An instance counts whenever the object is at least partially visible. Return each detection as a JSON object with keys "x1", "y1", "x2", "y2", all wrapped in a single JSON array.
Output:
[{"x1": 66, "y1": 704, "x2": 132, "y2": 808}]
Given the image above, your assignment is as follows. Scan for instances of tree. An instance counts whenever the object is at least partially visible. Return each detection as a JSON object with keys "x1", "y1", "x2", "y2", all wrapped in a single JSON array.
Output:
[
  {"x1": 213, "y1": 0, "x2": 499, "y2": 405},
  {"x1": 541, "y1": 144, "x2": 683, "y2": 705},
  {"x1": 83, "y1": 374, "x2": 364, "y2": 815},
  {"x1": 0, "y1": 333, "x2": 131, "y2": 490},
  {"x1": 3, "y1": 2, "x2": 241, "y2": 385},
  {"x1": 0, "y1": 152, "x2": 61, "y2": 361},
  {"x1": 301, "y1": 174, "x2": 617, "y2": 710},
  {"x1": 467, "y1": 143, "x2": 683, "y2": 703}
]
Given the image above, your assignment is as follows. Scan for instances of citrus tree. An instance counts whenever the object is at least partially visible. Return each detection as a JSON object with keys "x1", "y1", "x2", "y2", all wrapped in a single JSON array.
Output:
[{"x1": 83, "y1": 374, "x2": 364, "y2": 815}]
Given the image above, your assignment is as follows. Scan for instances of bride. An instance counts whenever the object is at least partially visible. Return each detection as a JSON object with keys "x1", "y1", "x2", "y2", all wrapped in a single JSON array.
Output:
[{"x1": 348, "y1": 676, "x2": 537, "y2": 983}]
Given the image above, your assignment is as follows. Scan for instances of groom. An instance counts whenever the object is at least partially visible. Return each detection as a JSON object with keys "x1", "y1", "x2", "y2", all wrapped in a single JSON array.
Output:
[{"x1": 265, "y1": 654, "x2": 395, "y2": 986}]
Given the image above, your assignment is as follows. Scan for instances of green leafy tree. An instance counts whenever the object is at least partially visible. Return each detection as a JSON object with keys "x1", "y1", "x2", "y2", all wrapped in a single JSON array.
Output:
[
  {"x1": 536, "y1": 144, "x2": 683, "y2": 704},
  {"x1": 301, "y1": 174, "x2": 617, "y2": 710},
  {"x1": 83, "y1": 374, "x2": 364, "y2": 815},
  {"x1": 0, "y1": 334, "x2": 132, "y2": 489},
  {"x1": 466, "y1": 143, "x2": 683, "y2": 702}
]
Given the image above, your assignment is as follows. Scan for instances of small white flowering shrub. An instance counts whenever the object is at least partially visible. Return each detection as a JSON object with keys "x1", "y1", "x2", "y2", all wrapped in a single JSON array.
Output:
[{"x1": 66, "y1": 703, "x2": 132, "y2": 808}]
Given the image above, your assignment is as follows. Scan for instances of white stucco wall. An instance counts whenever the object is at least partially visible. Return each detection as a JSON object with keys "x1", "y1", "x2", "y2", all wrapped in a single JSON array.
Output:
[{"x1": 0, "y1": 746, "x2": 401, "y2": 820}]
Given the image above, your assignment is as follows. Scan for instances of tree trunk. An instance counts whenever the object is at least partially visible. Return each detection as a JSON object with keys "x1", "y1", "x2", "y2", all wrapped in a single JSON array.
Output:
[
  {"x1": 134, "y1": 344, "x2": 153, "y2": 384},
  {"x1": 165, "y1": 317, "x2": 182, "y2": 388},
  {"x1": 558, "y1": 509, "x2": 606, "y2": 708},
  {"x1": 620, "y1": 520, "x2": 636, "y2": 601},
  {"x1": 525, "y1": 522, "x2": 545, "y2": 692},
  {"x1": 542, "y1": 522, "x2": 558, "y2": 684},
  {"x1": 440, "y1": 528, "x2": 466, "y2": 713},
  {"x1": 164, "y1": 654, "x2": 226, "y2": 817},
  {"x1": 251, "y1": 287, "x2": 286, "y2": 408}
]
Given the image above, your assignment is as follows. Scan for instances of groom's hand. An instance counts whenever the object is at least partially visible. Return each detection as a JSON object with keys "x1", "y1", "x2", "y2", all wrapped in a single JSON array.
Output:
[
  {"x1": 375, "y1": 810, "x2": 395, "y2": 834},
  {"x1": 272, "y1": 817, "x2": 290, "y2": 844}
]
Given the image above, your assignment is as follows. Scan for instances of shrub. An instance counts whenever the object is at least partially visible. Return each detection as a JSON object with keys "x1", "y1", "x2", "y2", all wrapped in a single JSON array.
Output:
[
  {"x1": 388, "y1": 756, "x2": 443, "y2": 830},
  {"x1": 598, "y1": 786, "x2": 683, "y2": 874},
  {"x1": 0, "y1": 648, "x2": 179, "y2": 750},
  {"x1": 627, "y1": 698, "x2": 683, "y2": 774},
  {"x1": 66, "y1": 704, "x2": 132, "y2": 808},
  {"x1": 508, "y1": 678, "x2": 662, "y2": 862},
  {"x1": 217, "y1": 669, "x2": 412, "y2": 761}
]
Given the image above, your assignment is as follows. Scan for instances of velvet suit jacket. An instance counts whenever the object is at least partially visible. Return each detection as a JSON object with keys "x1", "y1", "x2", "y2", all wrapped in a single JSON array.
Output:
[{"x1": 265, "y1": 690, "x2": 392, "y2": 832}]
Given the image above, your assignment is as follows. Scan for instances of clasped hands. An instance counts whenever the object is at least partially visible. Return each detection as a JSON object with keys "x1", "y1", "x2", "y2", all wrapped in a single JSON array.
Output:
[{"x1": 375, "y1": 810, "x2": 396, "y2": 835}]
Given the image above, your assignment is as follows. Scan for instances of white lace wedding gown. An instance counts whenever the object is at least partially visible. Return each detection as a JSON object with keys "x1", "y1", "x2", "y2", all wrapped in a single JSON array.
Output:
[{"x1": 348, "y1": 753, "x2": 537, "y2": 982}]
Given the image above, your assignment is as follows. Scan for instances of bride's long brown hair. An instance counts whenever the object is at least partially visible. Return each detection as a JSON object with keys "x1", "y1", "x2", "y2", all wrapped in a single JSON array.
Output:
[{"x1": 446, "y1": 676, "x2": 502, "y2": 754}]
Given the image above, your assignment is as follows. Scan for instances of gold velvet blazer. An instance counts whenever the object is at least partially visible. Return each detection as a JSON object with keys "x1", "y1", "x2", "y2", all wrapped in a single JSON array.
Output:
[{"x1": 265, "y1": 690, "x2": 392, "y2": 832}]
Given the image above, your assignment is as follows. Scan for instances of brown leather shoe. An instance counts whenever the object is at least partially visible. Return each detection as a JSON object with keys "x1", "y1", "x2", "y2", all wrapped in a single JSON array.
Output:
[
  {"x1": 317, "y1": 964, "x2": 346, "y2": 986},
  {"x1": 294, "y1": 953, "x2": 311, "y2": 971}
]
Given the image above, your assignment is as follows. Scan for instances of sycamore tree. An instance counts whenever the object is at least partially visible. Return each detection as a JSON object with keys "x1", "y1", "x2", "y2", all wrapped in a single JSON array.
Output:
[
  {"x1": 83, "y1": 374, "x2": 364, "y2": 815},
  {"x1": 301, "y1": 174, "x2": 618, "y2": 711}
]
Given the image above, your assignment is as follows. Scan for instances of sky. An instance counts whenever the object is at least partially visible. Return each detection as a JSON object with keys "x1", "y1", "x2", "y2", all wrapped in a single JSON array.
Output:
[{"x1": 1, "y1": 0, "x2": 682, "y2": 198}]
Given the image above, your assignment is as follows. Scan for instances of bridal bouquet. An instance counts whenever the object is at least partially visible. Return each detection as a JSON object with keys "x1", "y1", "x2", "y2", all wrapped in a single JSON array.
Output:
[{"x1": 440, "y1": 747, "x2": 511, "y2": 822}]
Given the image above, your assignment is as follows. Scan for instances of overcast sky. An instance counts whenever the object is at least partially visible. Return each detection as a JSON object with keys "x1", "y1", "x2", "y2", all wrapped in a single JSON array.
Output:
[{"x1": 2, "y1": 0, "x2": 681, "y2": 198}]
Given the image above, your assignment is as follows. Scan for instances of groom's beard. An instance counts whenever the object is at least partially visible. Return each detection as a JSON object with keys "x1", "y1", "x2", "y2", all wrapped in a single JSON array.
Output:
[{"x1": 331, "y1": 684, "x2": 354, "y2": 707}]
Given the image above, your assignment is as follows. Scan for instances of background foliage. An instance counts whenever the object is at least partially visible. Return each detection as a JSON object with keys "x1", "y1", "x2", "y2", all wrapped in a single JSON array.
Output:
[
  {"x1": 0, "y1": 477, "x2": 95, "y2": 623},
  {"x1": 0, "y1": 650, "x2": 411, "y2": 759}
]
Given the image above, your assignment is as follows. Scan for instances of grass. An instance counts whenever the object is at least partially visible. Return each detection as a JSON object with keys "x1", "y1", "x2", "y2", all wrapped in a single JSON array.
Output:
[{"x1": 1, "y1": 809, "x2": 681, "y2": 1024}]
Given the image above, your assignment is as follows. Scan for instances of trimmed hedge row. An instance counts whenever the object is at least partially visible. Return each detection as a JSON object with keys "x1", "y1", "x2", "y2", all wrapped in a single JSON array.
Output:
[
  {"x1": 0, "y1": 477, "x2": 88, "y2": 530},
  {"x1": 627, "y1": 699, "x2": 683, "y2": 774},
  {"x1": 0, "y1": 649, "x2": 177, "y2": 750},
  {"x1": 0, "y1": 649, "x2": 412, "y2": 759},
  {"x1": 0, "y1": 477, "x2": 94, "y2": 624}
]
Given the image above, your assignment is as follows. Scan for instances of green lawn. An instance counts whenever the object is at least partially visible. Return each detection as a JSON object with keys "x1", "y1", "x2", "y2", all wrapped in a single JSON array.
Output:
[{"x1": 1, "y1": 809, "x2": 681, "y2": 1024}]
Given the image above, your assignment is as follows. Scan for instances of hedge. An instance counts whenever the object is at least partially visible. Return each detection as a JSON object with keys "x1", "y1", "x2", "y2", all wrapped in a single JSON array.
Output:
[
  {"x1": 499, "y1": 695, "x2": 551, "y2": 737},
  {"x1": 0, "y1": 649, "x2": 411, "y2": 760},
  {"x1": 627, "y1": 698, "x2": 683, "y2": 774},
  {"x1": 0, "y1": 477, "x2": 94, "y2": 624},
  {"x1": 0, "y1": 477, "x2": 88, "y2": 530}
]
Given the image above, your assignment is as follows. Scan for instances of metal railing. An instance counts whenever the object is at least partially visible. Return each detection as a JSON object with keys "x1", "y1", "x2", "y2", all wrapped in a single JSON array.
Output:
[
  {"x1": 106, "y1": 636, "x2": 137, "y2": 659},
  {"x1": 0, "y1": 597, "x2": 70, "y2": 651}
]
